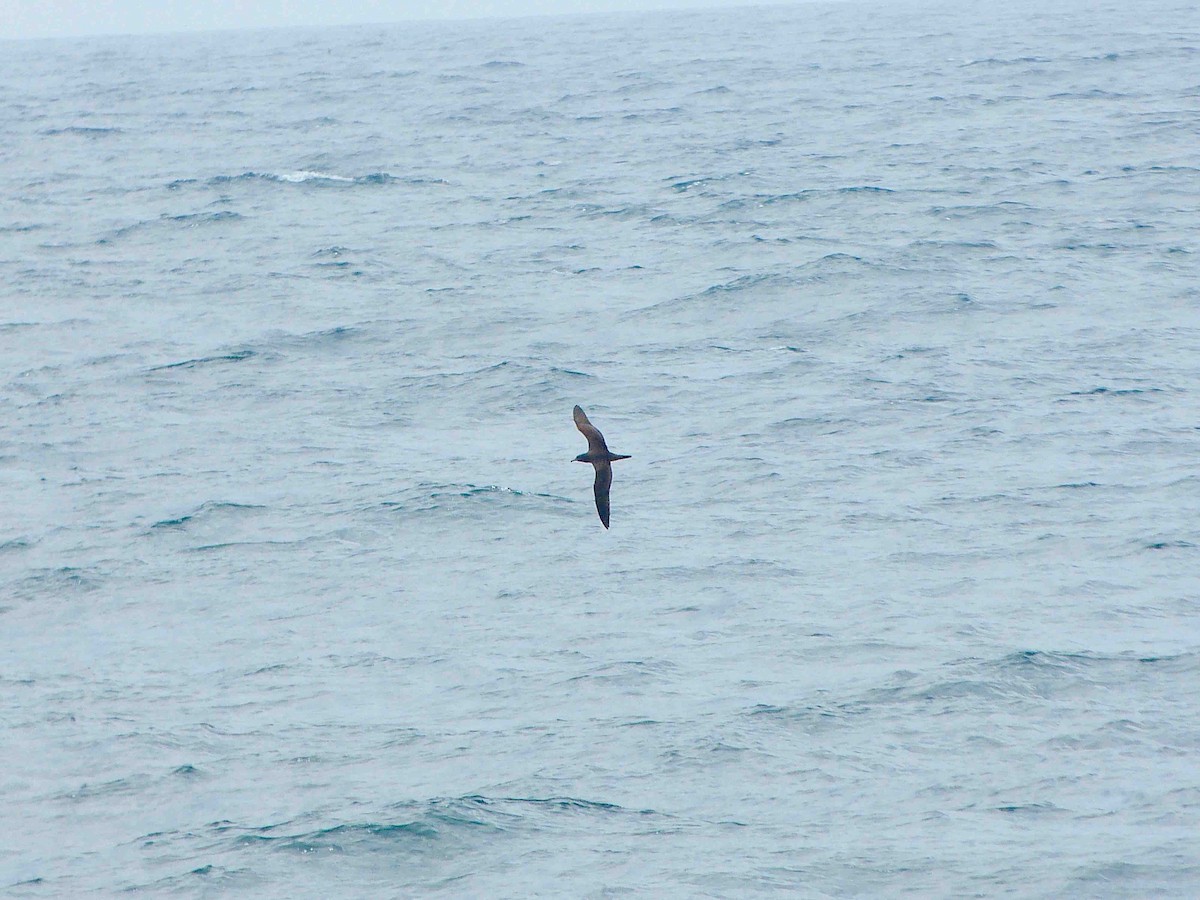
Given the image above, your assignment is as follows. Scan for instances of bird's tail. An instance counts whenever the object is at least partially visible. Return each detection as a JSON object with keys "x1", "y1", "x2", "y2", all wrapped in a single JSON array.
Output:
[{"x1": 608, "y1": 453, "x2": 631, "y2": 461}]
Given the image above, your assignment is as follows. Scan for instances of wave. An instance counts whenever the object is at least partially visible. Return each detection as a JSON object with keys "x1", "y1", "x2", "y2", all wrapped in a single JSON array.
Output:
[
  {"x1": 926, "y1": 200, "x2": 1036, "y2": 220},
  {"x1": 150, "y1": 501, "x2": 266, "y2": 530},
  {"x1": 387, "y1": 360, "x2": 595, "y2": 412},
  {"x1": 205, "y1": 170, "x2": 441, "y2": 187},
  {"x1": 748, "y1": 651, "x2": 1200, "y2": 731},
  {"x1": 1144, "y1": 539, "x2": 1196, "y2": 551},
  {"x1": 631, "y1": 255, "x2": 883, "y2": 318},
  {"x1": 959, "y1": 55, "x2": 1053, "y2": 67},
  {"x1": 697, "y1": 272, "x2": 793, "y2": 296},
  {"x1": 10, "y1": 566, "x2": 102, "y2": 600},
  {"x1": 146, "y1": 349, "x2": 257, "y2": 372},
  {"x1": 1048, "y1": 89, "x2": 1129, "y2": 100},
  {"x1": 907, "y1": 239, "x2": 1000, "y2": 251},
  {"x1": 717, "y1": 185, "x2": 901, "y2": 210},
  {"x1": 99, "y1": 210, "x2": 244, "y2": 243},
  {"x1": 261, "y1": 323, "x2": 372, "y2": 349},
  {"x1": 140, "y1": 793, "x2": 658, "y2": 864},
  {"x1": 376, "y1": 482, "x2": 572, "y2": 517},
  {"x1": 41, "y1": 125, "x2": 124, "y2": 137},
  {"x1": 144, "y1": 327, "x2": 371, "y2": 378},
  {"x1": 124, "y1": 792, "x2": 667, "y2": 892},
  {"x1": 1065, "y1": 386, "x2": 1164, "y2": 398}
]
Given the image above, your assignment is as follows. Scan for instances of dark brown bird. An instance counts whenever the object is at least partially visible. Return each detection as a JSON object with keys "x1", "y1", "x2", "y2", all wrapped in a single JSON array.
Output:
[{"x1": 573, "y1": 405, "x2": 630, "y2": 529}]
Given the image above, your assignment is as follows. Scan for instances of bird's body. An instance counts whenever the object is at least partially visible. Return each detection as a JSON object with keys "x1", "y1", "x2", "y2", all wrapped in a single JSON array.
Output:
[{"x1": 572, "y1": 405, "x2": 630, "y2": 529}]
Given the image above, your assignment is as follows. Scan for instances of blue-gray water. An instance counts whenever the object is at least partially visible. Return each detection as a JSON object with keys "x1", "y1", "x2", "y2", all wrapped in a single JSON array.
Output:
[{"x1": 2, "y1": 0, "x2": 1199, "y2": 895}]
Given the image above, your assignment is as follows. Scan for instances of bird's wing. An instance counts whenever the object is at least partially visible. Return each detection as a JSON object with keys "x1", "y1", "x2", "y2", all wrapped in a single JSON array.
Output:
[
  {"x1": 592, "y1": 461, "x2": 612, "y2": 529},
  {"x1": 573, "y1": 405, "x2": 610, "y2": 456}
]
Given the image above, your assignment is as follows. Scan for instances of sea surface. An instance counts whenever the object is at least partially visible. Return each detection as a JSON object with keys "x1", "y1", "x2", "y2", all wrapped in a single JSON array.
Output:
[{"x1": 2, "y1": 0, "x2": 1199, "y2": 895}]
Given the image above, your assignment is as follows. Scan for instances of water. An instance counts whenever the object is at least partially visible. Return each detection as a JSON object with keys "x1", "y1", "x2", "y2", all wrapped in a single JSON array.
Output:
[{"x1": 2, "y1": 0, "x2": 1198, "y2": 894}]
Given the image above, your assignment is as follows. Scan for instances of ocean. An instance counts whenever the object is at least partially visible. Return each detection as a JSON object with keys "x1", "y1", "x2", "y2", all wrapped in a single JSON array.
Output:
[{"x1": 2, "y1": 0, "x2": 1198, "y2": 895}]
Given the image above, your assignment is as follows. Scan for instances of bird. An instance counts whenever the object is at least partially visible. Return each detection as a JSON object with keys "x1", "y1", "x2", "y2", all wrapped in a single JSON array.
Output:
[{"x1": 572, "y1": 405, "x2": 631, "y2": 529}]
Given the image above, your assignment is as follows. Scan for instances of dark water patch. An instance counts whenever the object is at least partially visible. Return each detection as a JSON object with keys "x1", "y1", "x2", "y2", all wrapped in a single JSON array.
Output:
[
  {"x1": 146, "y1": 349, "x2": 256, "y2": 372},
  {"x1": 482, "y1": 59, "x2": 524, "y2": 68},
  {"x1": 172, "y1": 764, "x2": 203, "y2": 778},
  {"x1": 0, "y1": 224, "x2": 43, "y2": 234}
]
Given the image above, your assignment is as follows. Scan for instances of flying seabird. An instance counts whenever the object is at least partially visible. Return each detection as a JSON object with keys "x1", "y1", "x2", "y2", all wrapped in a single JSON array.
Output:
[{"x1": 573, "y1": 405, "x2": 631, "y2": 529}]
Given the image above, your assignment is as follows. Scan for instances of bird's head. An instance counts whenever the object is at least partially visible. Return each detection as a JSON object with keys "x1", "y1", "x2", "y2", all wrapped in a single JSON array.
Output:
[{"x1": 573, "y1": 453, "x2": 590, "y2": 463}]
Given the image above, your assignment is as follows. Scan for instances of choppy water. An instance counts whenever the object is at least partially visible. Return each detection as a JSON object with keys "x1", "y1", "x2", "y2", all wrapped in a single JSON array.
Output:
[{"x1": 3, "y1": 0, "x2": 1199, "y2": 895}]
